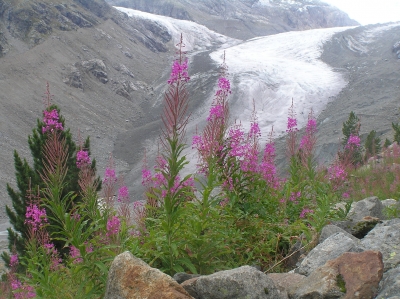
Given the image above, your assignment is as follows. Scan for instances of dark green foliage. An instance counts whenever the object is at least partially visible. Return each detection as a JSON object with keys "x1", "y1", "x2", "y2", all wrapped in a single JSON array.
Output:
[
  {"x1": 384, "y1": 138, "x2": 392, "y2": 148},
  {"x1": 2, "y1": 101, "x2": 98, "y2": 267},
  {"x1": 341, "y1": 111, "x2": 363, "y2": 166},
  {"x1": 364, "y1": 130, "x2": 381, "y2": 161},
  {"x1": 342, "y1": 111, "x2": 360, "y2": 145},
  {"x1": 392, "y1": 122, "x2": 400, "y2": 144}
]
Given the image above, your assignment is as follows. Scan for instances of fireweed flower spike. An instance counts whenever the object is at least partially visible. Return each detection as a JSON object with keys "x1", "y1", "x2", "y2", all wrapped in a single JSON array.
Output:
[
  {"x1": 76, "y1": 149, "x2": 91, "y2": 168},
  {"x1": 42, "y1": 109, "x2": 64, "y2": 133},
  {"x1": 286, "y1": 99, "x2": 298, "y2": 157}
]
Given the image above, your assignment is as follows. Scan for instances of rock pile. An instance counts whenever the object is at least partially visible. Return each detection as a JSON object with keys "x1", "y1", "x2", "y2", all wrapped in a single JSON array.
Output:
[{"x1": 104, "y1": 196, "x2": 400, "y2": 299}]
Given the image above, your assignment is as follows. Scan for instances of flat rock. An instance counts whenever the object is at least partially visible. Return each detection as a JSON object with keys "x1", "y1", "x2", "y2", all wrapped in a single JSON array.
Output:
[
  {"x1": 194, "y1": 265, "x2": 286, "y2": 299},
  {"x1": 104, "y1": 251, "x2": 194, "y2": 299},
  {"x1": 319, "y1": 224, "x2": 360, "y2": 244}
]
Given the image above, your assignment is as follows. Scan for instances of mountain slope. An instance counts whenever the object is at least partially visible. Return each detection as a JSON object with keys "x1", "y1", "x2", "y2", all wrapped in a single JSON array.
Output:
[
  {"x1": 0, "y1": 0, "x2": 179, "y2": 218},
  {"x1": 106, "y1": 0, "x2": 359, "y2": 39}
]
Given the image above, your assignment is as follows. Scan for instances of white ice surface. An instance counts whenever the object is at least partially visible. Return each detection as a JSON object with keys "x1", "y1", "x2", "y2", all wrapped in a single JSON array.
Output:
[
  {"x1": 114, "y1": 7, "x2": 240, "y2": 53},
  {"x1": 209, "y1": 27, "x2": 354, "y2": 142}
]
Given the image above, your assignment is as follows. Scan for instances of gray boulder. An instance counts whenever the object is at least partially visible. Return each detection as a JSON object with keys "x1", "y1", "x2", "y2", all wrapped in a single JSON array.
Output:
[
  {"x1": 376, "y1": 265, "x2": 400, "y2": 299},
  {"x1": 319, "y1": 224, "x2": 360, "y2": 244},
  {"x1": 297, "y1": 232, "x2": 364, "y2": 276},
  {"x1": 332, "y1": 196, "x2": 384, "y2": 238},
  {"x1": 194, "y1": 266, "x2": 286, "y2": 299},
  {"x1": 361, "y1": 219, "x2": 400, "y2": 271},
  {"x1": 347, "y1": 196, "x2": 384, "y2": 222}
]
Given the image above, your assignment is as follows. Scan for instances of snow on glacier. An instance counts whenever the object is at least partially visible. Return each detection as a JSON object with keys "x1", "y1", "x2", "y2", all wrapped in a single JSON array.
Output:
[
  {"x1": 114, "y1": 7, "x2": 239, "y2": 52},
  {"x1": 209, "y1": 27, "x2": 354, "y2": 142}
]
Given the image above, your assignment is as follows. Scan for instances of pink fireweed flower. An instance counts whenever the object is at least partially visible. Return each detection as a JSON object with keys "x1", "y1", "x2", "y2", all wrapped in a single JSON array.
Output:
[
  {"x1": 249, "y1": 122, "x2": 261, "y2": 138},
  {"x1": 76, "y1": 149, "x2": 90, "y2": 168},
  {"x1": 328, "y1": 164, "x2": 347, "y2": 181},
  {"x1": 286, "y1": 117, "x2": 297, "y2": 132},
  {"x1": 25, "y1": 203, "x2": 47, "y2": 232},
  {"x1": 107, "y1": 216, "x2": 121, "y2": 236},
  {"x1": 305, "y1": 118, "x2": 317, "y2": 134},
  {"x1": 103, "y1": 167, "x2": 117, "y2": 184},
  {"x1": 192, "y1": 135, "x2": 203, "y2": 149},
  {"x1": 346, "y1": 134, "x2": 361, "y2": 149},
  {"x1": 141, "y1": 168, "x2": 152, "y2": 186},
  {"x1": 10, "y1": 254, "x2": 18, "y2": 267},
  {"x1": 85, "y1": 242, "x2": 93, "y2": 253},
  {"x1": 118, "y1": 186, "x2": 129, "y2": 202},
  {"x1": 260, "y1": 142, "x2": 277, "y2": 187},
  {"x1": 289, "y1": 191, "x2": 301, "y2": 204},
  {"x1": 11, "y1": 279, "x2": 36, "y2": 299},
  {"x1": 228, "y1": 126, "x2": 246, "y2": 158},
  {"x1": 69, "y1": 245, "x2": 82, "y2": 264},
  {"x1": 207, "y1": 104, "x2": 224, "y2": 121},
  {"x1": 167, "y1": 59, "x2": 190, "y2": 84},
  {"x1": 42, "y1": 109, "x2": 63, "y2": 133},
  {"x1": 218, "y1": 77, "x2": 230, "y2": 91},
  {"x1": 155, "y1": 156, "x2": 168, "y2": 171},
  {"x1": 300, "y1": 208, "x2": 314, "y2": 218}
]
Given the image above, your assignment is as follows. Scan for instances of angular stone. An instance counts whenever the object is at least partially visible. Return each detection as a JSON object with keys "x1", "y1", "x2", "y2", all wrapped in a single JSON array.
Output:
[
  {"x1": 319, "y1": 224, "x2": 360, "y2": 244},
  {"x1": 333, "y1": 251, "x2": 383, "y2": 299},
  {"x1": 347, "y1": 196, "x2": 384, "y2": 222},
  {"x1": 292, "y1": 251, "x2": 383, "y2": 299},
  {"x1": 361, "y1": 220, "x2": 400, "y2": 271},
  {"x1": 297, "y1": 232, "x2": 364, "y2": 276},
  {"x1": 104, "y1": 251, "x2": 194, "y2": 299},
  {"x1": 195, "y1": 265, "x2": 286, "y2": 299},
  {"x1": 181, "y1": 277, "x2": 200, "y2": 299},
  {"x1": 376, "y1": 265, "x2": 400, "y2": 299},
  {"x1": 267, "y1": 273, "x2": 305, "y2": 298},
  {"x1": 173, "y1": 272, "x2": 202, "y2": 284}
]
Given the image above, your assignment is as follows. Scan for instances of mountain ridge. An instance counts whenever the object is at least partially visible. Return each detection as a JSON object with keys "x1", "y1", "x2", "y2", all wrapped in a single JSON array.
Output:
[{"x1": 105, "y1": 0, "x2": 359, "y2": 39}]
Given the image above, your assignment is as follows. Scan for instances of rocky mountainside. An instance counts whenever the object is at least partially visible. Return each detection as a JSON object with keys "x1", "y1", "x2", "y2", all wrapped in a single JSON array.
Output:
[
  {"x1": 105, "y1": 0, "x2": 359, "y2": 39},
  {"x1": 0, "y1": 0, "x2": 177, "y2": 218}
]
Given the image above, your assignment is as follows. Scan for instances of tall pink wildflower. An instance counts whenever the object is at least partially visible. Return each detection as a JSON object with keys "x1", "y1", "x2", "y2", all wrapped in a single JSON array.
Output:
[
  {"x1": 259, "y1": 129, "x2": 278, "y2": 188},
  {"x1": 25, "y1": 203, "x2": 47, "y2": 232},
  {"x1": 346, "y1": 134, "x2": 361, "y2": 149},
  {"x1": 70, "y1": 245, "x2": 83, "y2": 264},
  {"x1": 76, "y1": 149, "x2": 90, "y2": 168},
  {"x1": 193, "y1": 55, "x2": 230, "y2": 172},
  {"x1": 42, "y1": 109, "x2": 64, "y2": 134},
  {"x1": 167, "y1": 59, "x2": 190, "y2": 85},
  {"x1": 286, "y1": 100, "x2": 298, "y2": 157},
  {"x1": 106, "y1": 216, "x2": 121, "y2": 236},
  {"x1": 299, "y1": 110, "x2": 317, "y2": 163}
]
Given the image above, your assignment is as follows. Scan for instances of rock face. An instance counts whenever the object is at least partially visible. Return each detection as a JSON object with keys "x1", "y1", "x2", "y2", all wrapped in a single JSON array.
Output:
[
  {"x1": 104, "y1": 251, "x2": 193, "y2": 299},
  {"x1": 105, "y1": 0, "x2": 358, "y2": 40}
]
